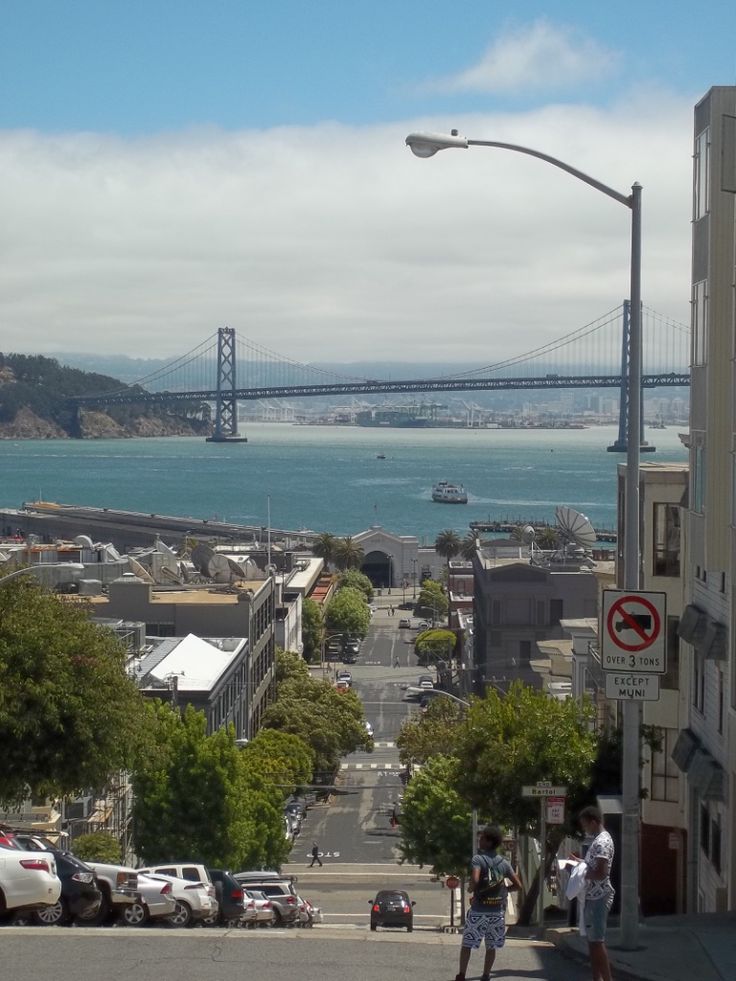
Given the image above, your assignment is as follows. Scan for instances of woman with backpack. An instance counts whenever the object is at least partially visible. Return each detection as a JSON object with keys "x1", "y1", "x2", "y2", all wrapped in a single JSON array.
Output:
[{"x1": 455, "y1": 825, "x2": 523, "y2": 981}]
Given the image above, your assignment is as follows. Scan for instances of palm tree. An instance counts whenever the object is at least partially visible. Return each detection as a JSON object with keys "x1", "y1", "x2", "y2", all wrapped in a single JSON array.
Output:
[
  {"x1": 333, "y1": 536, "x2": 364, "y2": 571},
  {"x1": 311, "y1": 531, "x2": 337, "y2": 567},
  {"x1": 460, "y1": 533, "x2": 479, "y2": 560},
  {"x1": 434, "y1": 529, "x2": 461, "y2": 564}
]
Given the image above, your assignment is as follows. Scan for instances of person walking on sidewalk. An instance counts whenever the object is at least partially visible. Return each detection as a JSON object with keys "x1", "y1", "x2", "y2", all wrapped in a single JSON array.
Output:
[
  {"x1": 575, "y1": 805, "x2": 615, "y2": 981},
  {"x1": 455, "y1": 825, "x2": 522, "y2": 981},
  {"x1": 308, "y1": 841, "x2": 323, "y2": 868}
]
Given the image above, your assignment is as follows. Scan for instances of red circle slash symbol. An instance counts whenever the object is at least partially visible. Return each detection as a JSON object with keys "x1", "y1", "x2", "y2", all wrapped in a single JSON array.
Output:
[{"x1": 606, "y1": 595, "x2": 661, "y2": 652}]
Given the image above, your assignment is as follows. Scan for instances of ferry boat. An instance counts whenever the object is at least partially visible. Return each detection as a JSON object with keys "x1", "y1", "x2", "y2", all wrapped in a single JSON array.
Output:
[{"x1": 432, "y1": 481, "x2": 468, "y2": 504}]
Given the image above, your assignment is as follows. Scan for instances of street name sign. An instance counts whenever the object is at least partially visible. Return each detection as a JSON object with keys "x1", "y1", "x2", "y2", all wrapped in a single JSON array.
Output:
[
  {"x1": 601, "y1": 589, "x2": 667, "y2": 673},
  {"x1": 522, "y1": 783, "x2": 568, "y2": 797},
  {"x1": 605, "y1": 672, "x2": 660, "y2": 701}
]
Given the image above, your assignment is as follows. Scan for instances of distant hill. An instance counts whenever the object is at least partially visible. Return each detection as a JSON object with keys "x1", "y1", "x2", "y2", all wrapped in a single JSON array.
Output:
[{"x1": 0, "y1": 352, "x2": 211, "y2": 439}]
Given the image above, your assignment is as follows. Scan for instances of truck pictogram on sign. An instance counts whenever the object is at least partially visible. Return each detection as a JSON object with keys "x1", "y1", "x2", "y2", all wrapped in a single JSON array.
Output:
[{"x1": 601, "y1": 590, "x2": 666, "y2": 674}]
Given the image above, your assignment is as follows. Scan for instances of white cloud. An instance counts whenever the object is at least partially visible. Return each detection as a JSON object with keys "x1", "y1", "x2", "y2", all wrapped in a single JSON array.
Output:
[
  {"x1": 422, "y1": 20, "x2": 619, "y2": 95},
  {"x1": 0, "y1": 90, "x2": 693, "y2": 371}
]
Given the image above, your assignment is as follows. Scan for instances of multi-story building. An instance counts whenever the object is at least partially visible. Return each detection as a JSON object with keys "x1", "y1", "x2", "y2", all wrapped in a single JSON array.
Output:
[{"x1": 673, "y1": 86, "x2": 736, "y2": 913}]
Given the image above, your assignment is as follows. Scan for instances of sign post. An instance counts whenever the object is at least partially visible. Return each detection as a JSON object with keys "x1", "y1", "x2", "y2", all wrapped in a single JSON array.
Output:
[{"x1": 522, "y1": 782, "x2": 567, "y2": 935}]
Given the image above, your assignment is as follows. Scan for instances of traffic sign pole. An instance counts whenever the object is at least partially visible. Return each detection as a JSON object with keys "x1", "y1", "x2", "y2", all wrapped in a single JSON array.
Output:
[{"x1": 537, "y1": 798, "x2": 546, "y2": 937}]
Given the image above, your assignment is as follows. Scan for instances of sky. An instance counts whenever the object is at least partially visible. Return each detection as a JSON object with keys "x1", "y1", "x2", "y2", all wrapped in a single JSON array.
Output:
[{"x1": 2, "y1": 1, "x2": 735, "y2": 365}]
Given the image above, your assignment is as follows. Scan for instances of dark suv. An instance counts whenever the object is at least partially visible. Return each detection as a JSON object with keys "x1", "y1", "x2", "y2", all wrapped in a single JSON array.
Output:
[
  {"x1": 369, "y1": 889, "x2": 415, "y2": 932},
  {"x1": 32, "y1": 850, "x2": 103, "y2": 926},
  {"x1": 206, "y1": 869, "x2": 246, "y2": 927}
]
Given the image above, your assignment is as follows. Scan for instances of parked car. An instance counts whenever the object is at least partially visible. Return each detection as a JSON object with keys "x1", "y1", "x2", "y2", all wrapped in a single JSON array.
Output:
[
  {"x1": 206, "y1": 869, "x2": 248, "y2": 927},
  {"x1": 120, "y1": 873, "x2": 177, "y2": 926},
  {"x1": 284, "y1": 797, "x2": 307, "y2": 821},
  {"x1": 136, "y1": 872, "x2": 217, "y2": 927},
  {"x1": 336, "y1": 670, "x2": 352, "y2": 686},
  {"x1": 335, "y1": 679, "x2": 350, "y2": 692},
  {"x1": 364, "y1": 720, "x2": 374, "y2": 738},
  {"x1": 399, "y1": 618, "x2": 411, "y2": 628},
  {"x1": 31, "y1": 850, "x2": 103, "y2": 926},
  {"x1": 85, "y1": 862, "x2": 140, "y2": 922},
  {"x1": 418, "y1": 675, "x2": 434, "y2": 689},
  {"x1": 244, "y1": 888, "x2": 276, "y2": 927},
  {"x1": 296, "y1": 895, "x2": 322, "y2": 927},
  {"x1": 369, "y1": 889, "x2": 415, "y2": 932},
  {"x1": 341, "y1": 650, "x2": 357, "y2": 664},
  {"x1": 0, "y1": 844, "x2": 61, "y2": 919},
  {"x1": 234, "y1": 871, "x2": 300, "y2": 926}
]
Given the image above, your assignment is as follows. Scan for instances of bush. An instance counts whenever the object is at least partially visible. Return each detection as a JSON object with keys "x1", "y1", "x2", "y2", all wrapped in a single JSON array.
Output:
[{"x1": 72, "y1": 831, "x2": 121, "y2": 864}]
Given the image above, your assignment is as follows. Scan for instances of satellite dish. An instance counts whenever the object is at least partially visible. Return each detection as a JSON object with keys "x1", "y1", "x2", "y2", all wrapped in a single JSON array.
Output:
[
  {"x1": 227, "y1": 558, "x2": 246, "y2": 580},
  {"x1": 191, "y1": 543, "x2": 216, "y2": 574},
  {"x1": 521, "y1": 525, "x2": 536, "y2": 544},
  {"x1": 191, "y1": 543, "x2": 233, "y2": 583},
  {"x1": 74, "y1": 535, "x2": 94, "y2": 549},
  {"x1": 555, "y1": 506, "x2": 597, "y2": 549},
  {"x1": 127, "y1": 557, "x2": 155, "y2": 584}
]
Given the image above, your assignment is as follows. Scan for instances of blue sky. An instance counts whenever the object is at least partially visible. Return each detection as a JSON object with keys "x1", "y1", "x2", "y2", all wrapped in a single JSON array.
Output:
[{"x1": 2, "y1": 2, "x2": 735, "y2": 360}]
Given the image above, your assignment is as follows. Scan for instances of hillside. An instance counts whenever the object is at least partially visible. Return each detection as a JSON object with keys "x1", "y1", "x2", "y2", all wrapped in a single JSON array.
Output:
[{"x1": 0, "y1": 353, "x2": 212, "y2": 439}]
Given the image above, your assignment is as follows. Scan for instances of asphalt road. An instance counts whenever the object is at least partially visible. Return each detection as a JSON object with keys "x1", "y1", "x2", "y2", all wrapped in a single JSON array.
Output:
[
  {"x1": 0, "y1": 928, "x2": 591, "y2": 981},
  {"x1": 284, "y1": 606, "x2": 448, "y2": 926}
]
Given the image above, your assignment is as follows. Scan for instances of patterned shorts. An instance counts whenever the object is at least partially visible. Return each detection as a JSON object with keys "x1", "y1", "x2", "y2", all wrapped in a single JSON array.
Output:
[{"x1": 461, "y1": 909, "x2": 507, "y2": 950}]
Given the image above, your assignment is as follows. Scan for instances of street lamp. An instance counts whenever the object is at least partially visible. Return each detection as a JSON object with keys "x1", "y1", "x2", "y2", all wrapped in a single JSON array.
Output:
[
  {"x1": 411, "y1": 558, "x2": 418, "y2": 600},
  {"x1": 406, "y1": 130, "x2": 642, "y2": 949}
]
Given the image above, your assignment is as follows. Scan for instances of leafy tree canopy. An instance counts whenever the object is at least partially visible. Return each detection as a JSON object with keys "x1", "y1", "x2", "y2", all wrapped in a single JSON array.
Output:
[
  {"x1": 241, "y1": 728, "x2": 315, "y2": 796},
  {"x1": 332, "y1": 537, "x2": 364, "y2": 571},
  {"x1": 0, "y1": 580, "x2": 146, "y2": 805},
  {"x1": 71, "y1": 831, "x2": 121, "y2": 864},
  {"x1": 399, "y1": 755, "x2": 472, "y2": 877},
  {"x1": 131, "y1": 703, "x2": 288, "y2": 870},
  {"x1": 301, "y1": 597, "x2": 323, "y2": 663},
  {"x1": 273, "y1": 648, "x2": 311, "y2": 688},
  {"x1": 262, "y1": 674, "x2": 371, "y2": 781},
  {"x1": 414, "y1": 628, "x2": 456, "y2": 666},
  {"x1": 453, "y1": 682, "x2": 597, "y2": 830},
  {"x1": 397, "y1": 697, "x2": 464, "y2": 765},
  {"x1": 416, "y1": 581, "x2": 448, "y2": 620},
  {"x1": 324, "y1": 586, "x2": 370, "y2": 639},
  {"x1": 459, "y1": 534, "x2": 479, "y2": 560},
  {"x1": 336, "y1": 569, "x2": 374, "y2": 602}
]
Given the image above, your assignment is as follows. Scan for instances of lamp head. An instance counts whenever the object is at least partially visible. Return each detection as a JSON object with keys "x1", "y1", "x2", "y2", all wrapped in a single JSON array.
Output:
[{"x1": 405, "y1": 130, "x2": 468, "y2": 157}]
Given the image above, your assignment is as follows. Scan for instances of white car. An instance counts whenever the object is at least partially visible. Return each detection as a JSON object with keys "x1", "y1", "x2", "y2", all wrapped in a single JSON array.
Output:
[
  {"x1": 244, "y1": 888, "x2": 276, "y2": 927},
  {"x1": 137, "y1": 872, "x2": 217, "y2": 927},
  {"x1": 0, "y1": 845, "x2": 61, "y2": 915},
  {"x1": 364, "y1": 720, "x2": 374, "y2": 738},
  {"x1": 120, "y1": 873, "x2": 177, "y2": 926}
]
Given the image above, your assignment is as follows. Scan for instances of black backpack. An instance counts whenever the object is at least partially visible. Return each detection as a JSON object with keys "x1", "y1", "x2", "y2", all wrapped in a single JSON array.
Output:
[{"x1": 474, "y1": 854, "x2": 506, "y2": 905}]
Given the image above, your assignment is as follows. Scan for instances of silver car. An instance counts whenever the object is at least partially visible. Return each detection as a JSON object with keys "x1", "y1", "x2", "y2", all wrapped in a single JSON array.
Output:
[{"x1": 120, "y1": 873, "x2": 177, "y2": 926}]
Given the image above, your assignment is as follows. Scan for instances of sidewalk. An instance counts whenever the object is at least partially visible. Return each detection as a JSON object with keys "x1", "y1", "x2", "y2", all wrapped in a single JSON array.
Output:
[{"x1": 545, "y1": 912, "x2": 736, "y2": 981}]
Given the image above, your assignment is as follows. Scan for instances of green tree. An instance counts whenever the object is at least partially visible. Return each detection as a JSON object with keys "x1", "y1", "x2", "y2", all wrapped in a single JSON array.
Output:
[
  {"x1": 536, "y1": 526, "x2": 560, "y2": 549},
  {"x1": 273, "y1": 648, "x2": 311, "y2": 687},
  {"x1": 332, "y1": 537, "x2": 364, "y2": 571},
  {"x1": 71, "y1": 831, "x2": 121, "y2": 864},
  {"x1": 435, "y1": 529, "x2": 461, "y2": 565},
  {"x1": 241, "y1": 729, "x2": 314, "y2": 796},
  {"x1": 262, "y1": 674, "x2": 371, "y2": 781},
  {"x1": 453, "y1": 682, "x2": 598, "y2": 925},
  {"x1": 311, "y1": 532, "x2": 337, "y2": 566},
  {"x1": 324, "y1": 586, "x2": 371, "y2": 638},
  {"x1": 131, "y1": 703, "x2": 288, "y2": 869},
  {"x1": 301, "y1": 597, "x2": 323, "y2": 663},
  {"x1": 0, "y1": 580, "x2": 146, "y2": 805},
  {"x1": 399, "y1": 755, "x2": 472, "y2": 878},
  {"x1": 397, "y1": 697, "x2": 464, "y2": 765},
  {"x1": 414, "y1": 628, "x2": 457, "y2": 666},
  {"x1": 416, "y1": 580, "x2": 448, "y2": 621},
  {"x1": 459, "y1": 533, "x2": 479, "y2": 560},
  {"x1": 336, "y1": 569, "x2": 374, "y2": 602}
]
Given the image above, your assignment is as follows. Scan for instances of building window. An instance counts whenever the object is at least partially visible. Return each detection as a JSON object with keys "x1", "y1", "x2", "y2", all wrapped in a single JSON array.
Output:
[
  {"x1": 700, "y1": 803, "x2": 710, "y2": 855},
  {"x1": 711, "y1": 816, "x2": 722, "y2": 875},
  {"x1": 693, "y1": 443, "x2": 706, "y2": 514},
  {"x1": 693, "y1": 652, "x2": 705, "y2": 714},
  {"x1": 693, "y1": 128, "x2": 710, "y2": 220},
  {"x1": 649, "y1": 727, "x2": 679, "y2": 802},
  {"x1": 652, "y1": 503, "x2": 680, "y2": 576},
  {"x1": 692, "y1": 280, "x2": 708, "y2": 366},
  {"x1": 662, "y1": 617, "x2": 680, "y2": 689},
  {"x1": 550, "y1": 598, "x2": 564, "y2": 625}
]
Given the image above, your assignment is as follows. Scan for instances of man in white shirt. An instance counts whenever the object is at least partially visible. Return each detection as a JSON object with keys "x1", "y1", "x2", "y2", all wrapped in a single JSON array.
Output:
[{"x1": 575, "y1": 805, "x2": 615, "y2": 981}]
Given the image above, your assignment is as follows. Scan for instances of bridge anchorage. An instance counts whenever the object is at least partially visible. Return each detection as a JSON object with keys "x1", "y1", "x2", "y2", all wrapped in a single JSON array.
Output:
[{"x1": 206, "y1": 327, "x2": 248, "y2": 443}]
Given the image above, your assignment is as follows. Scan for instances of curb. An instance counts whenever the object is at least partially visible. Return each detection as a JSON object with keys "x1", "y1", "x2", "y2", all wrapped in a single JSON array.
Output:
[{"x1": 544, "y1": 929, "x2": 658, "y2": 981}]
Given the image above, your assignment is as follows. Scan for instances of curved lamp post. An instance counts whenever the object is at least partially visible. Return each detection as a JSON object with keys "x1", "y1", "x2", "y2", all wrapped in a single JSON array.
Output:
[{"x1": 406, "y1": 130, "x2": 641, "y2": 949}]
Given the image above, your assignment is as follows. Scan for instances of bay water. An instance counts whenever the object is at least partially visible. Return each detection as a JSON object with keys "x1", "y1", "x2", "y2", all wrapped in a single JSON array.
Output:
[{"x1": 0, "y1": 424, "x2": 688, "y2": 543}]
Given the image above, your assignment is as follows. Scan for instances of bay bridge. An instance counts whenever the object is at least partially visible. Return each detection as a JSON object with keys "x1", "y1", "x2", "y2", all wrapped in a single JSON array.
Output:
[{"x1": 72, "y1": 301, "x2": 690, "y2": 449}]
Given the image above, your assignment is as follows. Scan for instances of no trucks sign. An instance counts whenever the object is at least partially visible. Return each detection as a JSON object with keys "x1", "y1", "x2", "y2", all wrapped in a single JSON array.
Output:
[{"x1": 601, "y1": 589, "x2": 667, "y2": 673}]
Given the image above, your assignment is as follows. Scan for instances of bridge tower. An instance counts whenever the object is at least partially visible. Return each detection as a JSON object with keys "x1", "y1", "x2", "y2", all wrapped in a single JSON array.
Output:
[
  {"x1": 607, "y1": 300, "x2": 655, "y2": 454},
  {"x1": 205, "y1": 327, "x2": 248, "y2": 444}
]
